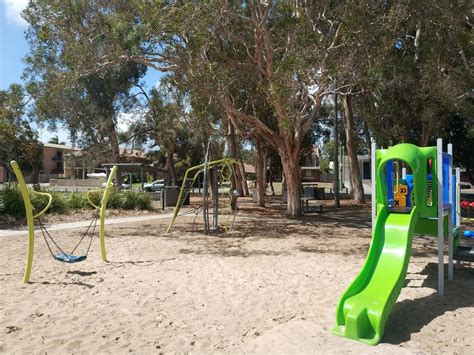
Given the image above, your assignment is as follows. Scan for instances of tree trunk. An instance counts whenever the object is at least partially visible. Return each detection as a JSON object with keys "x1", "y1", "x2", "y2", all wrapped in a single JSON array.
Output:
[
  {"x1": 278, "y1": 142, "x2": 302, "y2": 216},
  {"x1": 31, "y1": 165, "x2": 40, "y2": 187},
  {"x1": 268, "y1": 157, "x2": 275, "y2": 195},
  {"x1": 226, "y1": 120, "x2": 245, "y2": 196},
  {"x1": 108, "y1": 124, "x2": 121, "y2": 187},
  {"x1": 165, "y1": 150, "x2": 178, "y2": 185},
  {"x1": 239, "y1": 160, "x2": 249, "y2": 196},
  {"x1": 342, "y1": 95, "x2": 365, "y2": 203},
  {"x1": 255, "y1": 138, "x2": 266, "y2": 207},
  {"x1": 363, "y1": 120, "x2": 372, "y2": 155},
  {"x1": 263, "y1": 151, "x2": 268, "y2": 192}
]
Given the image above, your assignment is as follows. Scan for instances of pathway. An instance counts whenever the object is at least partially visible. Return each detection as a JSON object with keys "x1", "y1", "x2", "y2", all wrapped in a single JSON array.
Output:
[{"x1": 0, "y1": 213, "x2": 174, "y2": 237}]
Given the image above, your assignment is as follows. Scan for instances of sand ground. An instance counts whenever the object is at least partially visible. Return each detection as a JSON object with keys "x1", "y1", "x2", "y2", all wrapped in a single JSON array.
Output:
[{"x1": 1, "y1": 201, "x2": 473, "y2": 354}]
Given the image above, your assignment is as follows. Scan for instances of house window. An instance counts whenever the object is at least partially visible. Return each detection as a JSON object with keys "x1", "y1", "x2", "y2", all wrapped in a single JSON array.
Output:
[{"x1": 53, "y1": 151, "x2": 63, "y2": 161}]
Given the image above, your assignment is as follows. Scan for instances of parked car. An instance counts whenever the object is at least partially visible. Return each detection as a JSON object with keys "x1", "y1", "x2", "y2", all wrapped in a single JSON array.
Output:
[
  {"x1": 101, "y1": 180, "x2": 131, "y2": 189},
  {"x1": 144, "y1": 179, "x2": 165, "y2": 192}
]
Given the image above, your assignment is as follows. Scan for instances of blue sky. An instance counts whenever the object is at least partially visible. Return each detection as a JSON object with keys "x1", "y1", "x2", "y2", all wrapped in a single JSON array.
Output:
[{"x1": 0, "y1": 0, "x2": 163, "y2": 145}]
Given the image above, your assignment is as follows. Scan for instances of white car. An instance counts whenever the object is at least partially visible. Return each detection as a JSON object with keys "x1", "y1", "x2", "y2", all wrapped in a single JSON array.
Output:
[
  {"x1": 144, "y1": 179, "x2": 165, "y2": 192},
  {"x1": 101, "y1": 180, "x2": 130, "y2": 189}
]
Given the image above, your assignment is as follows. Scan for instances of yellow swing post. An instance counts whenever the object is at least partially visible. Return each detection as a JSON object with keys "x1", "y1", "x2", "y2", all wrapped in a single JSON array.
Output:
[
  {"x1": 11, "y1": 161, "x2": 53, "y2": 283},
  {"x1": 10, "y1": 161, "x2": 117, "y2": 283},
  {"x1": 86, "y1": 165, "x2": 118, "y2": 262},
  {"x1": 166, "y1": 158, "x2": 238, "y2": 233}
]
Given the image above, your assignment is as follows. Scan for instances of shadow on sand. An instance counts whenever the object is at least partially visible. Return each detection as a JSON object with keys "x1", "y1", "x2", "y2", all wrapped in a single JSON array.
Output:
[
  {"x1": 66, "y1": 270, "x2": 97, "y2": 277},
  {"x1": 31, "y1": 280, "x2": 95, "y2": 289},
  {"x1": 109, "y1": 258, "x2": 176, "y2": 267},
  {"x1": 383, "y1": 262, "x2": 474, "y2": 344}
]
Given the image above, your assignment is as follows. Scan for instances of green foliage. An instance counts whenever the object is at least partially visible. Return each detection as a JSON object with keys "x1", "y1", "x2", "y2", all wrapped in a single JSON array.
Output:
[
  {"x1": 31, "y1": 191, "x2": 68, "y2": 215},
  {"x1": 67, "y1": 192, "x2": 88, "y2": 209},
  {"x1": 121, "y1": 191, "x2": 152, "y2": 210},
  {"x1": 0, "y1": 185, "x2": 25, "y2": 218},
  {"x1": 106, "y1": 189, "x2": 123, "y2": 209},
  {"x1": 134, "y1": 192, "x2": 152, "y2": 210},
  {"x1": 18, "y1": 1, "x2": 474, "y2": 211},
  {"x1": 0, "y1": 84, "x2": 43, "y2": 181},
  {"x1": 0, "y1": 186, "x2": 153, "y2": 221},
  {"x1": 319, "y1": 141, "x2": 335, "y2": 174},
  {"x1": 87, "y1": 191, "x2": 102, "y2": 209}
]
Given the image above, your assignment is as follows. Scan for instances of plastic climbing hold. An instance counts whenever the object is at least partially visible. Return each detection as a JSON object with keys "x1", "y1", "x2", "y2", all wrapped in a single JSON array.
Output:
[{"x1": 463, "y1": 230, "x2": 474, "y2": 239}]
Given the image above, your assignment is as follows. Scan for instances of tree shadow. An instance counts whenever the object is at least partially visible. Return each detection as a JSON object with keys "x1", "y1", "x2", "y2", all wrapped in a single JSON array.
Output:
[
  {"x1": 66, "y1": 270, "x2": 97, "y2": 277},
  {"x1": 297, "y1": 244, "x2": 369, "y2": 256},
  {"x1": 178, "y1": 247, "x2": 289, "y2": 258},
  {"x1": 109, "y1": 258, "x2": 176, "y2": 267},
  {"x1": 31, "y1": 280, "x2": 94, "y2": 289},
  {"x1": 383, "y1": 262, "x2": 474, "y2": 344}
]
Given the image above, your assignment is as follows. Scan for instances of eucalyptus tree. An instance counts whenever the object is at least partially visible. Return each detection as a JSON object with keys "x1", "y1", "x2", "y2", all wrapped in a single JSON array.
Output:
[
  {"x1": 329, "y1": 0, "x2": 472, "y2": 145},
  {"x1": 0, "y1": 84, "x2": 43, "y2": 183},
  {"x1": 147, "y1": 86, "x2": 188, "y2": 185},
  {"x1": 23, "y1": 1, "x2": 147, "y2": 164}
]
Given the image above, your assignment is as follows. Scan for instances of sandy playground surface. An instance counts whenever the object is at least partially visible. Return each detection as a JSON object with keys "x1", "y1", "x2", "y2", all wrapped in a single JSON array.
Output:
[{"x1": 1, "y1": 199, "x2": 473, "y2": 354}]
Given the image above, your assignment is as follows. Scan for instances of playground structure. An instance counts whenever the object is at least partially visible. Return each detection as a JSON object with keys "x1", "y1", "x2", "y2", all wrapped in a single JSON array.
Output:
[
  {"x1": 460, "y1": 200, "x2": 474, "y2": 221},
  {"x1": 11, "y1": 160, "x2": 117, "y2": 283},
  {"x1": 332, "y1": 139, "x2": 474, "y2": 345},
  {"x1": 166, "y1": 156, "x2": 239, "y2": 234}
]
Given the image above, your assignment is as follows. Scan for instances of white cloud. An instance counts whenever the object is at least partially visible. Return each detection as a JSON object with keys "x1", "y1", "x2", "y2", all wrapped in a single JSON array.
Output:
[{"x1": 4, "y1": 0, "x2": 28, "y2": 27}]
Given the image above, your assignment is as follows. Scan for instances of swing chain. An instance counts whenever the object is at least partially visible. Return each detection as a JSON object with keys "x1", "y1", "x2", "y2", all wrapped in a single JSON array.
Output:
[{"x1": 37, "y1": 210, "x2": 99, "y2": 261}]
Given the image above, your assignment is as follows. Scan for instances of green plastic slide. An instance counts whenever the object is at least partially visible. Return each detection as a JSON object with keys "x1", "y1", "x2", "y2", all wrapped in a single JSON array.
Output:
[{"x1": 332, "y1": 206, "x2": 419, "y2": 345}]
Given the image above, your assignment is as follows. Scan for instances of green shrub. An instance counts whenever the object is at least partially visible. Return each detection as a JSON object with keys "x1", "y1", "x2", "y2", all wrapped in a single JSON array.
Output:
[
  {"x1": 121, "y1": 191, "x2": 152, "y2": 210},
  {"x1": 121, "y1": 191, "x2": 138, "y2": 210},
  {"x1": 87, "y1": 191, "x2": 102, "y2": 208},
  {"x1": 135, "y1": 192, "x2": 152, "y2": 210},
  {"x1": 0, "y1": 185, "x2": 153, "y2": 221},
  {"x1": 0, "y1": 184, "x2": 25, "y2": 218},
  {"x1": 31, "y1": 190, "x2": 68, "y2": 214},
  {"x1": 67, "y1": 192, "x2": 88, "y2": 209},
  {"x1": 106, "y1": 189, "x2": 123, "y2": 209}
]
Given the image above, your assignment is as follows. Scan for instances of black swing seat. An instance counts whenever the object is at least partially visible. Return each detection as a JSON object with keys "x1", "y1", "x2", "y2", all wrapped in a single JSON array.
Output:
[{"x1": 54, "y1": 253, "x2": 87, "y2": 263}]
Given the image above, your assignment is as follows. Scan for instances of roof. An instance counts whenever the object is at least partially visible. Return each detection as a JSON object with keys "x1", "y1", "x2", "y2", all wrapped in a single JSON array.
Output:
[
  {"x1": 119, "y1": 148, "x2": 147, "y2": 158},
  {"x1": 243, "y1": 163, "x2": 256, "y2": 174},
  {"x1": 43, "y1": 142, "x2": 80, "y2": 151},
  {"x1": 101, "y1": 163, "x2": 166, "y2": 173}
]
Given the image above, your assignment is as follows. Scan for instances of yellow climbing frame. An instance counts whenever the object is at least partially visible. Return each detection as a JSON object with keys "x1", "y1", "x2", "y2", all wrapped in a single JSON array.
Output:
[
  {"x1": 166, "y1": 158, "x2": 238, "y2": 233},
  {"x1": 10, "y1": 161, "x2": 117, "y2": 283}
]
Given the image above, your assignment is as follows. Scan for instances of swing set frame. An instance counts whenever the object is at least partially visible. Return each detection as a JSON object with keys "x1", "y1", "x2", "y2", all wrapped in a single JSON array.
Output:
[{"x1": 10, "y1": 160, "x2": 117, "y2": 283}]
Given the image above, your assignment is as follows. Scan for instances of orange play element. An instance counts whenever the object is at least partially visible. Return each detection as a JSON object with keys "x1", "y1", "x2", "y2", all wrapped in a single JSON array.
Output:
[
  {"x1": 394, "y1": 194, "x2": 407, "y2": 207},
  {"x1": 394, "y1": 183, "x2": 408, "y2": 207}
]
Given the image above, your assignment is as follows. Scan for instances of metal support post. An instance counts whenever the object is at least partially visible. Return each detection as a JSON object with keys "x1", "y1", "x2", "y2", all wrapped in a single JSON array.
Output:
[
  {"x1": 447, "y1": 143, "x2": 453, "y2": 280},
  {"x1": 436, "y1": 138, "x2": 444, "y2": 295},
  {"x1": 371, "y1": 142, "x2": 376, "y2": 229}
]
